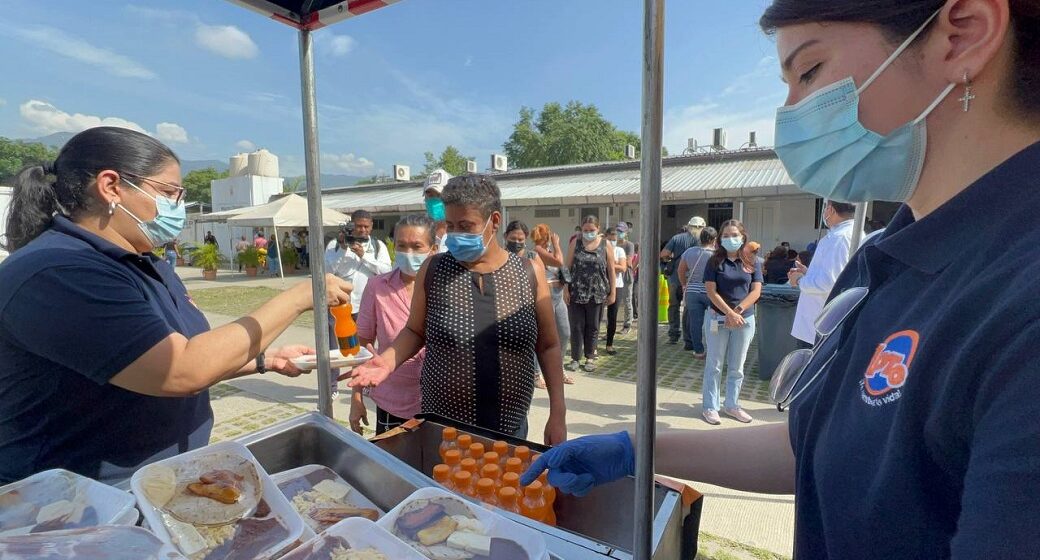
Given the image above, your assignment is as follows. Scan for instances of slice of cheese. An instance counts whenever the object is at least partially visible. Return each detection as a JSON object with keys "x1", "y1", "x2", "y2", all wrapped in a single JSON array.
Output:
[
  {"x1": 450, "y1": 515, "x2": 486, "y2": 534},
  {"x1": 447, "y1": 531, "x2": 492, "y2": 556},
  {"x1": 313, "y1": 479, "x2": 351, "y2": 501},
  {"x1": 36, "y1": 500, "x2": 74, "y2": 524}
]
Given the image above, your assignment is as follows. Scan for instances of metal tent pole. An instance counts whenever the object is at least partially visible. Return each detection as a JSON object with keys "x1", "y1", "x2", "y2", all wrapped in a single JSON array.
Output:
[
  {"x1": 850, "y1": 201, "x2": 868, "y2": 253},
  {"x1": 298, "y1": 28, "x2": 334, "y2": 419},
  {"x1": 635, "y1": 0, "x2": 664, "y2": 558}
]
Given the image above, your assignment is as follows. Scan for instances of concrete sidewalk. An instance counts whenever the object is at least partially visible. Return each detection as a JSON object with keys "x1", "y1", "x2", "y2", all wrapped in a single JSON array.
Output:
[{"x1": 201, "y1": 304, "x2": 795, "y2": 557}]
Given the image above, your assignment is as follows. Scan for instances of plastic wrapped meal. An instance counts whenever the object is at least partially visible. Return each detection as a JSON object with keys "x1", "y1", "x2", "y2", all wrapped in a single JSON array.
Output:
[
  {"x1": 280, "y1": 518, "x2": 424, "y2": 560},
  {"x1": 0, "y1": 525, "x2": 186, "y2": 559},
  {"x1": 272, "y1": 465, "x2": 382, "y2": 534},
  {"x1": 0, "y1": 469, "x2": 137, "y2": 537}
]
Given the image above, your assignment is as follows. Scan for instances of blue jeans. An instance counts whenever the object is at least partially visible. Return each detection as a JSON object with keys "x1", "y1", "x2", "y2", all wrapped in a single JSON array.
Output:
[
  {"x1": 268, "y1": 257, "x2": 280, "y2": 274},
  {"x1": 684, "y1": 292, "x2": 710, "y2": 354},
  {"x1": 165, "y1": 252, "x2": 177, "y2": 269},
  {"x1": 702, "y1": 311, "x2": 756, "y2": 412}
]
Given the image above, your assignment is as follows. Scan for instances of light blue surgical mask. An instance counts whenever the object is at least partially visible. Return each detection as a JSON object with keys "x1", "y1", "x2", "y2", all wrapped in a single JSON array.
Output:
[
  {"x1": 445, "y1": 216, "x2": 493, "y2": 263},
  {"x1": 582, "y1": 231, "x2": 598, "y2": 242},
  {"x1": 119, "y1": 178, "x2": 186, "y2": 246},
  {"x1": 394, "y1": 250, "x2": 429, "y2": 277},
  {"x1": 425, "y1": 197, "x2": 446, "y2": 221},
  {"x1": 721, "y1": 237, "x2": 744, "y2": 252},
  {"x1": 773, "y1": 8, "x2": 955, "y2": 203}
]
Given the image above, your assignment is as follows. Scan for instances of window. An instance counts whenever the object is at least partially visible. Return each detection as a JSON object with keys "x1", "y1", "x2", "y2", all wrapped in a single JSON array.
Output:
[
  {"x1": 708, "y1": 203, "x2": 733, "y2": 230},
  {"x1": 534, "y1": 208, "x2": 561, "y2": 218},
  {"x1": 372, "y1": 219, "x2": 386, "y2": 230}
]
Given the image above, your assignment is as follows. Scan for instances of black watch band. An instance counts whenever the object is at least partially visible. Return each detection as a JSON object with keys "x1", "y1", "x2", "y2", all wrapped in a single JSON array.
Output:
[{"x1": 255, "y1": 352, "x2": 267, "y2": 374}]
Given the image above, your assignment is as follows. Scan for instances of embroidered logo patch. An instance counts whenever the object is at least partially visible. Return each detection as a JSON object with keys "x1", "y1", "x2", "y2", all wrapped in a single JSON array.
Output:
[{"x1": 860, "y1": 330, "x2": 918, "y2": 406}]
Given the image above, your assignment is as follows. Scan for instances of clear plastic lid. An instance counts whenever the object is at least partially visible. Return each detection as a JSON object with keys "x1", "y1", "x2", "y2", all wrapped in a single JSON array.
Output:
[
  {"x1": 0, "y1": 469, "x2": 136, "y2": 537},
  {"x1": 0, "y1": 525, "x2": 186, "y2": 559},
  {"x1": 271, "y1": 464, "x2": 384, "y2": 535},
  {"x1": 280, "y1": 517, "x2": 425, "y2": 560}
]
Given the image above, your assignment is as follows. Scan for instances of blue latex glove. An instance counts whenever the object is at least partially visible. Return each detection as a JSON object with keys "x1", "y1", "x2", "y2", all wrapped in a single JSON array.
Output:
[{"x1": 520, "y1": 431, "x2": 635, "y2": 497}]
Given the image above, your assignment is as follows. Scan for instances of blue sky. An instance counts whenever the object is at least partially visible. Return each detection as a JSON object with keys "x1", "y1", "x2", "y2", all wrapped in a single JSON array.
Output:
[{"x1": 0, "y1": 0, "x2": 786, "y2": 179}]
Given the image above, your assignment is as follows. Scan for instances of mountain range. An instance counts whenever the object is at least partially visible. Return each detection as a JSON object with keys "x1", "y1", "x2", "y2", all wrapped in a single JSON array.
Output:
[{"x1": 26, "y1": 132, "x2": 364, "y2": 189}]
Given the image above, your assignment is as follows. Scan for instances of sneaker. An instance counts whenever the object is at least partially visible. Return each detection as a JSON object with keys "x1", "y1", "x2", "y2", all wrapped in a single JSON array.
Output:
[
  {"x1": 723, "y1": 407, "x2": 753, "y2": 423},
  {"x1": 565, "y1": 360, "x2": 579, "y2": 372},
  {"x1": 583, "y1": 359, "x2": 597, "y2": 372},
  {"x1": 702, "y1": 410, "x2": 721, "y2": 425},
  {"x1": 620, "y1": 326, "x2": 631, "y2": 335}
]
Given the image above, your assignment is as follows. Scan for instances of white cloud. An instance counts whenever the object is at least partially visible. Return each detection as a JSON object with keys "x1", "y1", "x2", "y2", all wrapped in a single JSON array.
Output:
[
  {"x1": 19, "y1": 100, "x2": 191, "y2": 146},
  {"x1": 155, "y1": 122, "x2": 188, "y2": 144},
  {"x1": 322, "y1": 152, "x2": 376, "y2": 174},
  {"x1": 327, "y1": 34, "x2": 356, "y2": 57},
  {"x1": 236, "y1": 140, "x2": 257, "y2": 151},
  {"x1": 195, "y1": 24, "x2": 259, "y2": 59},
  {"x1": 0, "y1": 98, "x2": 6, "y2": 107},
  {"x1": 2, "y1": 24, "x2": 155, "y2": 79}
]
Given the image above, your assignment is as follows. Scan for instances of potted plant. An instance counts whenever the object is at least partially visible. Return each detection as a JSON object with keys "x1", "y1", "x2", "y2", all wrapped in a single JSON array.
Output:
[
  {"x1": 281, "y1": 246, "x2": 299, "y2": 273},
  {"x1": 194, "y1": 243, "x2": 226, "y2": 280},
  {"x1": 237, "y1": 247, "x2": 261, "y2": 277}
]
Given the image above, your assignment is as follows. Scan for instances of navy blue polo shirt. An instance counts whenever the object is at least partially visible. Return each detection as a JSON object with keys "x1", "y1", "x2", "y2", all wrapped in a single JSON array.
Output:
[
  {"x1": 0, "y1": 216, "x2": 213, "y2": 484},
  {"x1": 703, "y1": 257, "x2": 763, "y2": 317},
  {"x1": 789, "y1": 141, "x2": 1040, "y2": 559}
]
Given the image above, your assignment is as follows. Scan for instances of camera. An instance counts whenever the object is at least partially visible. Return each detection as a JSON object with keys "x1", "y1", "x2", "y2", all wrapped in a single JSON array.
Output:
[{"x1": 339, "y1": 222, "x2": 369, "y2": 245}]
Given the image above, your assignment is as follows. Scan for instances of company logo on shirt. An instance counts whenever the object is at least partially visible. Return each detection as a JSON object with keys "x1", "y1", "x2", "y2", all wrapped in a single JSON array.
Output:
[{"x1": 860, "y1": 330, "x2": 919, "y2": 406}]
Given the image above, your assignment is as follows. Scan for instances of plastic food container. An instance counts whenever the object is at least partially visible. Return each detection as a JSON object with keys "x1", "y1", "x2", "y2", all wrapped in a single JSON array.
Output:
[
  {"x1": 280, "y1": 517, "x2": 426, "y2": 560},
  {"x1": 0, "y1": 525, "x2": 186, "y2": 559},
  {"x1": 377, "y1": 487, "x2": 548, "y2": 560},
  {"x1": 0, "y1": 468, "x2": 137, "y2": 537},
  {"x1": 271, "y1": 464, "x2": 384, "y2": 539},
  {"x1": 131, "y1": 441, "x2": 305, "y2": 560}
]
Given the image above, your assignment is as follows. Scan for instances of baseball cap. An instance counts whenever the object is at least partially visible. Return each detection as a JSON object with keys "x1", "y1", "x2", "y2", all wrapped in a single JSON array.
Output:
[
  {"x1": 423, "y1": 169, "x2": 452, "y2": 195},
  {"x1": 687, "y1": 216, "x2": 707, "y2": 228},
  {"x1": 616, "y1": 222, "x2": 629, "y2": 233}
]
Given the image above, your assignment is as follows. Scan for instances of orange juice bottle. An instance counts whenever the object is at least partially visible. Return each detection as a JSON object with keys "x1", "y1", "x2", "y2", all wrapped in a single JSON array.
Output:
[
  {"x1": 497, "y1": 486, "x2": 522, "y2": 514},
  {"x1": 468, "y1": 442, "x2": 486, "y2": 463},
  {"x1": 513, "y1": 446, "x2": 531, "y2": 470},
  {"x1": 452, "y1": 470, "x2": 475, "y2": 498},
  {"x1": 330, "y1": 303, "x2": 360, "y2": 356},
  {"x1": 504, "y1": 457, "x2": 523, "y2": 476},
  {"x1": 432, "y1": 464, "x2": 452, "y2": 489},
  {"x1": 457, "y1": 434, "x2": 473, "y2": 454},
  {"x1": 501, "y1": 472, "x2": 521, "y2": 490},
  {"x1": 520, "y1": 481, "x2": 548, "y2": 523},
  {"x1": 492, "y1": 441, "x2": 510, "y2": 464},
  {"x1": 460, "y1": 458, "x2": 479, "y2": 476},
  {"x1": 482, "y1": 452, "x2": 500, "y2": 472},
  {"x1": 538, "y1": 471, "x2": 557, "y2": 526},
  {"x1": 476, "y1": 478, "x2": 498, "y2": 506},
  {"x1": 444, "y1": 449, "x2": 462, "y2": 477},
  {"x1": 480, "y1": 464, "x2": 502, "y2": 489},
  {"x1": 439, "y1": 427, "x2": 459, "y2": 462}
]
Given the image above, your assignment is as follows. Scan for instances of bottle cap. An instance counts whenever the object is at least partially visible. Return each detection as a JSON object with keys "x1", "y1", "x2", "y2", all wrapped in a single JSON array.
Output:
[
  {"x1": 524, "y1": 480, "x2": 543, "y2": 497},
  {"x1": 504, "y1": 458, "x2": 523, "y2": 473},
  {"x1": 460, "y1": 458, "x2": 478, "y2": 474},
  {"x1": 482, "y1": 452, "x2": 500, "y2": 465},
  {"x1": 433, "y1": 464, "x2": 450, "y2": 479},
  {"x1": 493, "y1": 440, "x2": 510, "y2": 456},
  {"x1": 442, "y1": 427, "x2": 458, "y2": 441},
  {"x1": 502, "y1": 472, "x2": 520, "y2": 488},
  {"x1": 444, "y1": 450, "x2": 461, "y2": 464},
  {"x1": 477, "y1": 478, "x2": 495, "y2": 493}
]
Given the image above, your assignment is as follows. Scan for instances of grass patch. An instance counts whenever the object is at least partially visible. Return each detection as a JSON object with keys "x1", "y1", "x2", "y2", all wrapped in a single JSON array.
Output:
[
  {"x1": 697, "y1": 533, "x2": 789, "y2": 560},
  {"x1": 190, "y1": 286, "x2": 315, "y2": 328}
]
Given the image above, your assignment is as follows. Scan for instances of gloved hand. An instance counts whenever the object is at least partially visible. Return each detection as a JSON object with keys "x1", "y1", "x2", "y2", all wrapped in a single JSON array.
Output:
[{"x1": 520, "y1": 431, "x2": 635, "y2": 497}]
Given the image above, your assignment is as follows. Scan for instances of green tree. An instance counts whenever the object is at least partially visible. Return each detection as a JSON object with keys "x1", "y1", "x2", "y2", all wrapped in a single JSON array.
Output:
[
  {"x1": 283, "y1": 176, "x2": 304, "y2": 193},
  {"x1": 422, "y1": 145, "x2": 473, "y2": 177},
  {"x1": 0, "y1": 138, "x2": 59, "y2": 184},
  {"x1": 503, "y1": 101, "x2": 650, "y2": 169},
  {"x1": 182, "y1": 167, "x2": 229, "y2": 204}
]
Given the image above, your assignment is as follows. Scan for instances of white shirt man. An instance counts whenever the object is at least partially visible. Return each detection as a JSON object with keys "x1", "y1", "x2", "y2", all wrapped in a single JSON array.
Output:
[
  {"x1": 423, "y1": 169, "x2": 451, "y2": 254},
  {"x1": 789, "y1": 202, "x2": 857, "y2": 345},
  {"x1": 325, "y1": 212, "x2": 392, "y2": 309}
]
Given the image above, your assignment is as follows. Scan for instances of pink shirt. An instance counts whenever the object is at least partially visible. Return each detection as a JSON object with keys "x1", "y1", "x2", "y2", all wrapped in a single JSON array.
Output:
[{"x1": 356, "y1": 268, "x2": 424, "y2": 418}]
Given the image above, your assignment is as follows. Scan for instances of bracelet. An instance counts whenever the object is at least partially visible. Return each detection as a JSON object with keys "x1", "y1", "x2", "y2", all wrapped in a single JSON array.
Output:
[{"x1": 255, "y1": 352, "x2": 267, "y2": 374}]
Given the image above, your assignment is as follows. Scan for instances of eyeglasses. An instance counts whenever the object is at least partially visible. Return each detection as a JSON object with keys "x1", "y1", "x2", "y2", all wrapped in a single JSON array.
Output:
[
  {"x1": 769, "y1": 286, "x2": 869, "y2": 411},
  {"x1": 123, "y1": 173, "x2": 186, "y2": 204}
]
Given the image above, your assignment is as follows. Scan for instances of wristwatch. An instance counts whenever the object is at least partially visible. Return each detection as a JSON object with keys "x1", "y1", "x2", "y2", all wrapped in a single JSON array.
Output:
[
  {"x1": 733, "y1": 304, "x2": 745, "y2": 314},
  {"x1": 255, "y1": 352, "x2": 267, "y2": 374}
]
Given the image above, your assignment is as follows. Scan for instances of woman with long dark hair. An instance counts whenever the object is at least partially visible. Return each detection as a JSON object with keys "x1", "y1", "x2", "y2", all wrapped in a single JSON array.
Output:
[
  {"x1": 700, "y1": 220, "x2": 762, "y2": 425},
  {"x1": 0, "y1": 127, "x2": 351, "y2": 484},
  {"x1": 564, "y1": 215, "x2": 616, "y2": 372}
]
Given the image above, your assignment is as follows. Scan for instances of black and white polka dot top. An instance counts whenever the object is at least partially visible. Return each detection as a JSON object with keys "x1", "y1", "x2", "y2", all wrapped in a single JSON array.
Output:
[{"x1": 422, "y1": 252, "x2": 538, "y2": 435}]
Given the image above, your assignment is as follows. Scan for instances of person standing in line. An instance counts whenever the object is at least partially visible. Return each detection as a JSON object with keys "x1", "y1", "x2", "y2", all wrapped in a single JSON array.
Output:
[
  {"x1": 614, "y1": 222, "x2": 636, "y2": 335},
  {"x1": 267, "y1": 235, "x2": 280, "y2": 276},
  {"x1": 292, "y1": 230, "x2": 306, "y2": 269},
  {"x1": 234, "y1": 235, "x2": 250, "y2": 272},
  {"x1": 163, "y1": 239, "x2": 178, "y2": 269},
  {"x1": 253, "y1": 231, "x2": 267, "y2": 249},
  {"x1": 325, "y1": 210, "x2": 392, "y2": 319},
  {"x1": 660, "y1": 216, "x2": 705, "y2": 349},
  {"x1": 602, "y1": 228, "x2": 628, "y2": 356},
  {"x1": 531, "y1": 223, "x2": 574, "y2": 386},
  {"x1": 764, "y1": 246, "x2": 793, "y2": 284},
  {"x1": 422, "y1": 169, "x2": 451, "y2": 253},
  {"x1": 565, "y1": 216, "x2": 616, "y2": 373},
  {"x1": 788, "y1": 200, "x2": 857, "y2": 348},
  {"x1": 702, "y1": 219, "x2": 761, "y2": 425},
  {"x1": 204, "y1": 231, "x2": 217, "y2": 247},
  {"x1": 677, "y1": 226, "x2": 718, "y2": 360}
]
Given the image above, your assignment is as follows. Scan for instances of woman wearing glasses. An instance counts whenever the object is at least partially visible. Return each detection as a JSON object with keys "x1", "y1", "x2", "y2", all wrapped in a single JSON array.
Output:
[
  {"x1": 0, "y1": 127, "x2": 352, "y2": 484},
  {"x1": 523, "y1": 1, "x2": 1040, "y2": 557}
]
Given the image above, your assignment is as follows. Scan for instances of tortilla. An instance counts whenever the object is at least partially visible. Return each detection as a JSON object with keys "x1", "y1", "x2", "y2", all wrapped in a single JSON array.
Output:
[{"x1": 160, "y1": 452, "x2": 262, "y2": 526}]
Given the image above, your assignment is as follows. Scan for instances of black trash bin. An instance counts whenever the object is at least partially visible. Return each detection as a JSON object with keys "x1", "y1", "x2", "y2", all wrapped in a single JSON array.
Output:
[{"x1": 757, "y1": 284, "x2": 801, "y2": 381}]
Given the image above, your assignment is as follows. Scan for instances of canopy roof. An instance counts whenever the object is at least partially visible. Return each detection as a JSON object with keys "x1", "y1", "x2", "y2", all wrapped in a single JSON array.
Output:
[
  {"x1": 227, "y1": 0, "x2": 400, "y2": 30},
  {"x1": 214, "y1": 193, "x2": 349, "y2": 227}
]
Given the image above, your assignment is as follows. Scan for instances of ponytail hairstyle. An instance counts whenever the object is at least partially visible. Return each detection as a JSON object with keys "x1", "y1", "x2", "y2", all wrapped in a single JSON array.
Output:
[
  {"x1": 709, "y1": 219, "x2": 755, "y2": 273},
  {"x1": 3, "y1": 126, "x2": 179, "y2": 252}
]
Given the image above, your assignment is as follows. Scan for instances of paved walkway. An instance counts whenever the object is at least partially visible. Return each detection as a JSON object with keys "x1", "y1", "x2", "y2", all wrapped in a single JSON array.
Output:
[{"x1": 182, "y1": 268, "x2": 795, "y2": 557}]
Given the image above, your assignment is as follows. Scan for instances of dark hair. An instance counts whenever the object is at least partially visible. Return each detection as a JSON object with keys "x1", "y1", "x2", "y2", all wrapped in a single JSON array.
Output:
[
  {"x1": 767, "y1": 246, "x2": 789, "y2": 262},
  {"x1": 394, "y1": 214, "x2": 435, "y2": 245},
  {"x1": 605, "y1": 227, "x2": 617, "y2": 236},
  {"x1": 442, "y1": 174, "x2": 502, "y2": 219},
  {"x1": 709, "y1": 219, "x2": 755, "y2": 273},
  {"x1": 760, "y1": 0, "x2": 1040, "y2": 121},
  {"x1": 581, "y1": 215, "x2": 600, "y2": 228},
  {"x1": 787, "y1": 249, "x2": 799, "y2": 260},
  {"x1": 351, "y1": 209, "x2": 373, "y2": 222},
  {"x1": 798, "y1": 250, "x2": 814, "y2": 267},
  {"x1": 699, "y1": 226, "x2": 718, "y2": 246},
  {"x1": 3, "y1": 127, "x2": 178, "y2": 252},
  {"x1": 828, "y1": 201, "x2": 856, "y2": 216},
  {"x1": 505, "y1": 220, "x2": 529, "y2": 236}
]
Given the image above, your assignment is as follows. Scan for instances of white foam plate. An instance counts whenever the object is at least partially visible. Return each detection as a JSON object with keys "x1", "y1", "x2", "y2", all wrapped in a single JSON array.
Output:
[
  {"x1": 270, "y1": 464, "x2": 384, "y2": 539},
  {"x1": 291, "y1": 347, "x2": 373, "y2": 371},
  {"x1": 281, "y1": 517, "x2": 426, "y2": 560},
  {"x1": 0, "y1": 468, "x2": 137, "y2": 537}
]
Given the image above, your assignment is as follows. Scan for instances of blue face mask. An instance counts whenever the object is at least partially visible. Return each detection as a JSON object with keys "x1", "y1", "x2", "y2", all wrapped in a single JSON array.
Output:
[
  {"x1": 425, "y1": 198, "x2": 446, "y2": 221},
  {"x1": 582, "y1": 231, "x2": 598, "y2": 242},
  {"x1": 120, "y1": 178, "x2": 186, "y2": 246},
  {"x1": 446, "y1": 216, "x2": 493, "y2": 263},
  {"x1": 394, "y1": 250, "x2": 429, "y2": 276},
  {"x1": 721, "y1": 237, "x2": 744, "y2": 252},
  {"x1": 773, "y1": 8, "x2": 955, "y2": 204}
]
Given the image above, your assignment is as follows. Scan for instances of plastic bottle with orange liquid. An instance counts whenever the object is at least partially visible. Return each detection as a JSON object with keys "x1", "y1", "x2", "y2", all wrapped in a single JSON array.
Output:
[
  {"x1": 538, "y1": 471, "x2": 557, "y2": 526},
  {"x1": 476, "y1": 478, "x2": 498, "y2": 506},
  {"x1": 330, "y1": 303, "x2": 360, "y2": 356},
  {"x1": 497, "y1": 486, "x2": 522, "y2": 514},
  {"x1": 452, "y1": 470, "x2": 475, "y2": 498},
  {"x1": 432, "y1": 464, "x2": 452, "y2": 489},
  {"x1": 460, "y1": 458, "x2": 479, "y2": 476},
  {"x1": 468, "y1": 442, "x2": 486, "y2": 463},
  {"x1": 456, "y1": 434, "x2": 473, "y2": 454},
  {"x1": 520, "y1": 480, "x2": 548, "y2": 523},
  {"x1": 500, "y1": 472, "x2": 521, "y2": 490},
  {"x1": 439, "y1": 427, "x2": 459, "y2": 462},
  {"x1": 482, "y1": 452, "x2": 500, "y2": 472},
  {"x1": 492, "y1": 441, "x2": 510, "y2": 464},
  {"x1": 480, "y1": 464, "x2": 502, "y2": 489},
  {"x1": 513, "y1": 446, "x2": 531, "y2": 470},
  {"x1": 444, "y1": 449, "x2": 462, "y2": 477},
  {"x1": 504, "y1": 457, "x2": 523, "y2": 476}
]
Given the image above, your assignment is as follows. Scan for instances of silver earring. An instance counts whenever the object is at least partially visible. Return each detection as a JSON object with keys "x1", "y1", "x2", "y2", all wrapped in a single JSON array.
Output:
[
  {"x1": 109, "y1": 202, "x2": 116, "y2": 216},
  {"x1": 958, "y1": 70, "x2": 975, "y2": 113}
]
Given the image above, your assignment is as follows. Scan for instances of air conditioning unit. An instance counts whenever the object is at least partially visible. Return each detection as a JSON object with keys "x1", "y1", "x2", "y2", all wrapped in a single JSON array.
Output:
[
  {"x1": 491, "y1": 154, "x2": 508, "y2": 172},
  {"x1": 687, "y1": 138, "x2": 697, "y2": 150},
  {"x1": 748, "y1": 131, "x2": 758, "y2": 148},
  {"x1": 625, "y1": 144, "x2": 636, "y2": 159},
  {"x1": 712, "y1": 128, "x2": 727, "y2": 150},
  {"x1": 466, "y1": 160, "x2": 478, "y2": 173},
  {"x1": 393, "y1": 164, "x2": 410, "y2": 182}
]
